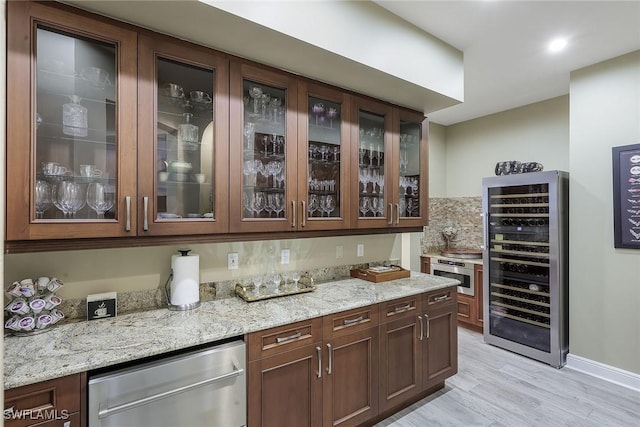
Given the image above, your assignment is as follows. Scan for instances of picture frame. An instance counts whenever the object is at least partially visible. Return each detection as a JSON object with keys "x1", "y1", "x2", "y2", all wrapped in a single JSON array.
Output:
[{"x1": 612, "y1": 143, "x2": 640, "y2": 249}]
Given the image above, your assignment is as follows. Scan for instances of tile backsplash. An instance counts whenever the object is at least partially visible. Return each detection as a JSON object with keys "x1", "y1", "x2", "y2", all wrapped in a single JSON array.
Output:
[{"x1": 421, "y1": 197, "x2": 483, "y2": 254}]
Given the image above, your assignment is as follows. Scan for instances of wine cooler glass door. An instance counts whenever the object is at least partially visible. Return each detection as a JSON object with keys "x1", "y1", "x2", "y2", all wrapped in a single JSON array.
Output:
[{"x1": 487, "y1": 183, "x2": 552, "y2": 353}]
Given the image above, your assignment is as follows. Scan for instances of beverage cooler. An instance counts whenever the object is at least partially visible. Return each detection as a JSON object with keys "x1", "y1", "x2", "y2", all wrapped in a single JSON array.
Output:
[{"x1": 482, "y1": 170, "x2": 569, "y2": 368}]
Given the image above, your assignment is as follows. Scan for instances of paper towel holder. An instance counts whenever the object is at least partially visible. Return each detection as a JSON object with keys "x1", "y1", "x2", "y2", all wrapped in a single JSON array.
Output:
[{"x1": 164, "y1": 248, "x2": 201, "y2": 311}]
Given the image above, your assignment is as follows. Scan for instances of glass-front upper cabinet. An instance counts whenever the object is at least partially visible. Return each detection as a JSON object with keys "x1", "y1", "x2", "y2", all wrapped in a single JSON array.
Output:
[
  {"x1": 229, "y1": 62, "x2": 298, "y2": 233},
  {"x1": 138, "y1": 34, "x2": 229, "y2": 235},
  {"x1": 391, "y1": 109, "x2": 428, "y2": 227},
  {"x1": 6, "y1": 1, "x2": 138, "y2": 240},
  {"x1": 296, "y1": 82, "x2": 351, "y2": 230},
  {"x1": 351, "y1": 97, "x2": 393, "y2": 228}
]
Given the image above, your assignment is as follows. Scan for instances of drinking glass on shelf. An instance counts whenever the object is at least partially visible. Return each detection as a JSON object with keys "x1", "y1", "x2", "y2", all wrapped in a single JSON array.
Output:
[
  {"x1": 86, "y1": 182, "x2": 115, "y2": 219},
  {"x1": 62, "y1": 95, "x2": 88, "y2": 137},
  {"x1": 406, "y1": 198, "x2": 415, "y2": 217},
  {"x1": 260, "y1": 93, "x2": 271, "y2": 120},
  {"x1": 252, "y1": 275, "x2": 263, "y2": 295},
  {"x1": 243, "y1": 122, "x2": 255, "y2": 150},
  {"x1": 326, "y1": 107, "x2": 338, "y2": 128},
  {"x1": 309, "y1": 194, "x2": 319, "y2": 217},
  {"x1": 34, "y1": 180, "x2": 52, "y2": 219},
  {"x1": 312, "y1": 103, "x2": 324, "y2": 126},
  {"x1": 359, "y1": 197, "x2": 370, "y2": 217},
  {"x1": 248, "y1": 86, "x2": 263, "y2": 115},
  {"x1": 54, "y1": 181, "x2": 85, "y2": 218},
  {"x1": 270, "y1": 98, "x2": 281, "y2": 123},
  {"x1": 252, "y1": 192, "x2": 266, "y2": 217},
  {"x1": 359, "y1": 168, "x2": 371, "y2": 194},
  {"x1": 275, "y1": 194, "x2": 285, "y2": 218},
  {"x1": 272, "y1": 273, "x2": 282, "y2": 293},
  {"x1": 332, "y1": 146, "x2": 340, "y2": 162},
  {"x1": 371, "y1": 197, "x2": 379, "y2": 217}
]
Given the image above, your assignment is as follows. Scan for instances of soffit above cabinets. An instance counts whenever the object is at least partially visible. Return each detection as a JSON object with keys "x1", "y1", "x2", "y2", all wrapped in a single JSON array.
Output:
[{"x1": 61, "y1": 0, "x2": 464, "y2": 116}]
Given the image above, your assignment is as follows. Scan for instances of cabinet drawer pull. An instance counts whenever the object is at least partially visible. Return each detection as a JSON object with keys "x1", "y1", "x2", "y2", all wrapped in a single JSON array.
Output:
[
  {"x1": 393, "y1": 304, "x2": 411, "y2": 313},
  {"x1": 395, "y1": 203, "x2": 400, "y2": 225},
  {"x1": 291, "y1": 200, "x2": 296, "y2": 228},
  {"x1": 343, "y1": 315, "x2": 364, "y2": 326},
  {"x1": 143, "y1": 196, "x2": 149, "y2": 231},
  {"x1": 125, "y1": 196, "x2": 131, "y2": 231},
  {"x1": 326, "y1": 343, "x2": 333, "y2": 375},
  {"x1": 316, "y1": 346, "x2": 322, "y2": 378},
  {"x1": 418, "y1": 315, "x2": 424, "y2": 341},
  {"x1": 275, "y1": 332, "x2": 302, "y2": 343},
  {"x1": 388, "y1": 203, "x2": 393, "y2": 225},
  {"x1": 433, "y1": 294, "x2": 449, "y2": 302},
  {"x1": 301, "y1": 200, "x2": 306, "y2": 227}
]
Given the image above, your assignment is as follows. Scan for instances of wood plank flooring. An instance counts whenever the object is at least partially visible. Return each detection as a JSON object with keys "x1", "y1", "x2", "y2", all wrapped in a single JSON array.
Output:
[{"x1": 376, "y1": 328, "x2": 640, "y2": 426}]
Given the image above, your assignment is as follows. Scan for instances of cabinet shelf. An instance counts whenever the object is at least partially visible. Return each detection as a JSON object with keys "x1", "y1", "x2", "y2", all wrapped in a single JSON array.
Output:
[
  {"x1": 491, "y1": 282, "x2": 550, "y2": 297},
  {"x1": 490, "y1": 248, "x2": 549, "y2": 259},
  {"x1": 490, "y1": 309, "x2": 550, "y2": 329},
  {"x1": 490, "y1": 256, "x2": 549, "y2": 267},
  {"x1": 490, "y1": 192, "x2": 550, "y2": 199},
  {"x1": 37, "y1": 122, "x2": 116, "y2": 145}
]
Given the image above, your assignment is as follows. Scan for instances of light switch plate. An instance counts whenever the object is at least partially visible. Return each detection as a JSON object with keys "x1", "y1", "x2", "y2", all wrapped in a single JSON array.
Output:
[
  {"x1": 357, "y1": 244, "x2": 364, "y2": 257},
  {"x1": 228, "y1": 252, "x2": 239, "y2": 270},
  {"x1": 281, "y1": 249, "x2": 290, "y2": 265},
  {"x1": 336, "y1": 245, "x2": 344, "y2": 259}
]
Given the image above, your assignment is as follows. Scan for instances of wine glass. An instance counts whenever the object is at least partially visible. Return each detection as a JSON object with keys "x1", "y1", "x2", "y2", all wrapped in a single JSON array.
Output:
[
  {"x1": 324, "y1": 195, "x2": 336, "y2": 218},
  {"x1": 275, "y1": 194, "x2": 285, "y2": 218},
  {"x1": 359, "y1": 197, "x2": 370, "y2": 217},
  {"x1": 309, "y1": 194, "x2": 319, "y2": 217},
  {"x1": 292, "y1": 272, "x2": 301, "y2": 291},
  {"x1": 371, "y1": 197, "x2": 379, "y2": 217},
  {"x1": 243, "y1": 122, "x2": 255, "y2": 150},
  {"x1": 86, "y1": 182, "x2": 115, "y2": 219},
  {"x1": 270, "y1": 97, "x2": 281, "y2": 123},
  {"x1": 252, "y1": 275, "x2": 263, "y2": 295},
  {"x1": 312, "y1": 103, "x2": 324, "y2": 126},
  {"x1": 252, "y1": 192, "x2": 266, "y2": 217},
  {"x1": 54, "y1": 181, "x2": 83, "y2": 218},
  {"x1": 326, "y1": 107, "x2": 338, "y2": 128},
  {"x1": 272, "y1": 273, "x2": 282, "y2": 293},
  {"x1": 34, "y1": 180, "x2": 52, "y2": 219},
  {"x1": 248, "y1": 86, "x2": 263, "y2": 115}
]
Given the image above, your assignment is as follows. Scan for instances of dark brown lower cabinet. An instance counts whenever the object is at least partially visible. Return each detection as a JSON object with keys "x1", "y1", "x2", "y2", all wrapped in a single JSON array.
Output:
[
  {"x1": 247, "y1": 290, "x2": 457, "y2": 427},
  {"x1": 422, "y1": 290, "x2": 458, "y2": 389},
  {"x1": 3, "y1": 373, "x2": 86, "y2": 427},
  {"x1": 248, "y1": 344, "x2": 323, "y2": 427}
]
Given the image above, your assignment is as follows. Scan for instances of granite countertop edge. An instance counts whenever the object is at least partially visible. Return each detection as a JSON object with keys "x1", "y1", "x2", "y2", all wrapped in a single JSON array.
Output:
[{"x1": 4, "y1": 272, "x2": 458, "y2": 390}]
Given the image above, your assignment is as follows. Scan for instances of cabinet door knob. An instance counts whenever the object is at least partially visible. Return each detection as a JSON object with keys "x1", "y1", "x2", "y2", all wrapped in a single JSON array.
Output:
[
  {"x1": 418, "y1": 315, "x2": 424, "y2": 340},
  {"x1": 291, "y1": 200, "x2": 296, "y2": 228},
  {"x1": 395, "y1": 203, "x2": 400, "y2": 225},
  {"x1": 388, "y1": 203, "x2": 393, "y2": 225},
  {"x1": 316, "y1": 346, "x2": 322, "y2": 378},
  {"x1": 326, "y1": 343, "x2": 333, "y2": 375}
]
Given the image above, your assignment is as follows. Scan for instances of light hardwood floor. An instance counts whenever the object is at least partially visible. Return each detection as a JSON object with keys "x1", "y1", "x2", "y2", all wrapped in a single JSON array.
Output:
[{"x1": 376, "y1": 327, "x2": 640, "y2": 427}]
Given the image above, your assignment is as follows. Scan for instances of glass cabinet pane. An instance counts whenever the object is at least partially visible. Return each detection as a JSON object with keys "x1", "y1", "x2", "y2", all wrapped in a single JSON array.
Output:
[
  {"x1": 398, "y1": 121, "x2": 422, "y2": 218},
  {"x1": 358, "y1": 110, "x2": 385, "y2": 218},
  {"x1": 156, "y1": 58, "x2": 215, "y2": 220},
  {"x1": 307, "y1": 96, "x2": 342, "y2": 219},
  {"x1": 241, "y1": 79, "x2": 286, "y2": 219},
  {"x1": 35, "y1": 27, "x2": 117, "y2": 220}
]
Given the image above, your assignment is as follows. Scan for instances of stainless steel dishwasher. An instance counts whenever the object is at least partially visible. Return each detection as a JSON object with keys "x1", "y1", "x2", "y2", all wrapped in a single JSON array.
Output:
[{"x1": 88, "y1": 339, "x2": 246, "y2": 427}]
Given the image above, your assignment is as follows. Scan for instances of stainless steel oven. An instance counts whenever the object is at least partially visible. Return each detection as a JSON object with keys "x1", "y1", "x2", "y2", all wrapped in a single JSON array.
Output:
[{"x1": 430, "y1": 258, "x2": 475, "y2": 296}]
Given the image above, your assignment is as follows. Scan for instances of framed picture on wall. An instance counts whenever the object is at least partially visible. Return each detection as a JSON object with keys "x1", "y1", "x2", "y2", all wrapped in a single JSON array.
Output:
[{"x1": 612, "y1": 143, "x2": 640, "y2": 249}]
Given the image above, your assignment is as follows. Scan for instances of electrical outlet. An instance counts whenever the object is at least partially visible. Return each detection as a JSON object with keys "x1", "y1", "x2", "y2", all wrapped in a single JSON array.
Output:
[
  {"x1": 280, "y1": 249, "x2": 290, "y2": 265},
  {"x1": 227, "y1": 252, "x2": 239, "y2": 270},
  {"x1": 336, "y1": 245, "x2": 344, "y2": 259},
  {"x1": 357, "y1": 244, "x2": 364, "y2": 257}
]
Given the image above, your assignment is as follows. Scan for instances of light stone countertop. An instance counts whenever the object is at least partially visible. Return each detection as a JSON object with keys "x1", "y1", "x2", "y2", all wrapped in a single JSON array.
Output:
[{"x1": 4, "y1": 272, "x2": 457, "y2": 390}]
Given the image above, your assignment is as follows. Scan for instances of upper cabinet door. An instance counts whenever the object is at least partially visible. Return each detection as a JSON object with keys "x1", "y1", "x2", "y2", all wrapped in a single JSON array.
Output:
[
  {"x1": 391, "y1": 109, "x2": 429, "y2": 227},
  {"x1": 350, "y1": 97, "x2": 394, "y2": 229},
  {"x1": 6, "y1": 1, "x2": 138, "y2": 240},
  {"x1": 229, "y1": 61, "x2": 298, "y2": 233},
  {"x1": 297, "y1": 82, "x2": 352, "y2": 230},
  {"x1": 137, "y1": 34, "x2": 229, "y2": 235}
]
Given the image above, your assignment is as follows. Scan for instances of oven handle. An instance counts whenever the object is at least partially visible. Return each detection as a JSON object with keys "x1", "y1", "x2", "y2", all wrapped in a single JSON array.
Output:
[{"x1": 97, "y1": 363, "x2": 244, "y2": 419}]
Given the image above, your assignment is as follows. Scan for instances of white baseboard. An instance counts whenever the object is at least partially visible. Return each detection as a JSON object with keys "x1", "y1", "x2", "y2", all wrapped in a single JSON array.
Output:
[{"x1": 565, "y1": 353, "x2": 640, "y2": 392}]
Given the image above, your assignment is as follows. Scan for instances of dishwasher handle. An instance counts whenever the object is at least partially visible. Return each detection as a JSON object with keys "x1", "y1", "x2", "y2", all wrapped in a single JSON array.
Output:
[{"x1": 97, "y1": 363, "x2": 244, "y2": 419}]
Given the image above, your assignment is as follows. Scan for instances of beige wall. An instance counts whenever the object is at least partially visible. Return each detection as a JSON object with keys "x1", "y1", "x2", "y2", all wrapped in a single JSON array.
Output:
[
  {"x1": 5, "y1": 234, "x2": 402, "y2": 300},
  {"x1": 428, "y1": 122, "x2": 447, "y2": 198},
  {"x1": 569, "y1": 51, "x2": 640, "y2": 374},
  {"x1": 444, "y1": 96, "x2": 570, "y2": 197}
]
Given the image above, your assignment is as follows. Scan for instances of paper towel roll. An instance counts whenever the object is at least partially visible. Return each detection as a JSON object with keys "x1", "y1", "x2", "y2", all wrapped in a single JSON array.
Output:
[{"x1": 170, "y1": 253, "x2": 200, "y2": 306}]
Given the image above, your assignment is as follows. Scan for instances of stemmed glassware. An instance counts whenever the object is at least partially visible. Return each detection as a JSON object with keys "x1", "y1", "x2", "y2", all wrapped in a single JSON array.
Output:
[
  {"x1": 54, "y1": 181, "x2": 85, "y2": 218},
  {"x1": 248, "y1": 86, "x2": 263, "y2": 115},
  {"x1": 324, "y1": 195, "x2": 336, "y2": 217},
  {"x1": 406, "y1": 198, "x2": 416, "y2": 217},
  {"x1": 308, "y1": 194, "x2": 319, "y2": 217},
  {"x1": 292, "y1": 272, "x2": 301, "y2": 291},
  {"x1": 326, "y1": 107, "x2": 338, "y2": 128},
  {"x1": 312, "y1": 103, "x2": 324, "y2": 126},
  {"x1": 86, "y1": 182, "x2": 115, "y2": 219},
  {"x1": 252, "y1": 192, "x2": 266, "y2": 217},
  {"x1": 35, "y1": 180, "x2": 52, "y2": 219},
  {"x1": 270, "y1": 98, "x2": 281, "y2": 123},
  {"x1": 271, "y1": 273, "x2": 282, "y2": 293},
  {"x1": 252, "y1": 275, "x2": 263, "y2": 295},
  {"x1": 359, "y1": 197, "x2": 370, "y2": 217}
]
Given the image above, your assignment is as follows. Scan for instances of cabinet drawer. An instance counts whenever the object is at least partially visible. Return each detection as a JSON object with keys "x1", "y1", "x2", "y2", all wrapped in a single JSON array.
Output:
[
  {"x1": 4, "y1": 373, "x2": 84, "y2": 427},
  {"x1": 423, "y1": 288, "x2": 457, "y2": 310},
  {"x1": 247, "y1": 317, "x2": 322, "y2": 361},
  {"x1": 323, "y1": 305, "x2": 379, "y2": 338},
  {"x1": 379, "y1": 296, "x2": 420, "y2": 323}
]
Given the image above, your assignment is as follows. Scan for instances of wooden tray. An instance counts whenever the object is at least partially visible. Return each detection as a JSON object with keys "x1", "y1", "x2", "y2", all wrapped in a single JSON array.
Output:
[{"x1": 350, "y1": 265, "x2": 410, "y2": 283}]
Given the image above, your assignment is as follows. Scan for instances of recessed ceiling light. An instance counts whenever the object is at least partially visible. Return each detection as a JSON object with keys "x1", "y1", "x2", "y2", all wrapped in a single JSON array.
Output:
[{"x1": 548, "y1": 38, "x2": 568, "y2": 53}]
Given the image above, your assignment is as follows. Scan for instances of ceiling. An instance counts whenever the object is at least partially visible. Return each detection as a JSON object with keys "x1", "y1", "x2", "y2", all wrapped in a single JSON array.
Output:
[{"x1": 374, "y1": 0, "x2": 640, "y2": 125}]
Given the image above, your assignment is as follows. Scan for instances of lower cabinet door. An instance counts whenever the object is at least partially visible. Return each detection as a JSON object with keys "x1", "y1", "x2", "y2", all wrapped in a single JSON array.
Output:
[
  {"x1": 323, "y1": 327, "x2": 379, "y2": 427},
  {"x1": 379, "y1": 316, "x2": 422, "y2": 412},
  {"x1": 248, "y1": 344, "x2": 323, "y2": 427},
  {"x1": 422, "y1": 304, "x2": 458, "y2": 390}
]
